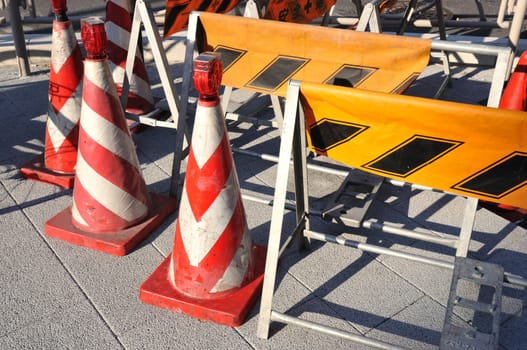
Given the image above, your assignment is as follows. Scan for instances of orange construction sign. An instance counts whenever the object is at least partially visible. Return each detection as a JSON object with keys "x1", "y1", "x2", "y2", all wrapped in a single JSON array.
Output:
[
  {"x1": 163, "y1": 0, "x2": 241, "y2": 38},
  {"x1": 299, "y1": 81, "x2": 527, "y2": 209},
  {"x1": 264, "y1": 0, "x2": 336, "y2": 23},
  {"x1": 194, "y1": 12, "x2": 432, "y2": 96}
]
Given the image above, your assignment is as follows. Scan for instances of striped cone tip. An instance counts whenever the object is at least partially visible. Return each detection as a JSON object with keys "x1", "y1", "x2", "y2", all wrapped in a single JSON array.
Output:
[
  {"x1": 71, "y1": 58, "x2": 151, "y2": 233},
  {"x1": 139, "y1": 58, "x2": 266, "y2": 325},
  {"x1": 105, "y1": 0, "x2": 154, "y2": 115},
  {"x1": 20, "y1": 18, "x2": 83, "y2": 188},
  {"x1": 44, "y1": 48, "x2": 177, "y2": 255}
]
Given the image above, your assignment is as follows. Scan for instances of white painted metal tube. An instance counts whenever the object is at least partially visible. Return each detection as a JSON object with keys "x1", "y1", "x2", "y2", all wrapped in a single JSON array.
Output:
[{"x1": 271, "y1": 311, "x2": 408, "y2": 350}]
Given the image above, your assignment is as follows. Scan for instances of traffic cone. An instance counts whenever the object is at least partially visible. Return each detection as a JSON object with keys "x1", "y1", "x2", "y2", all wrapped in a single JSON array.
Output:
[
  {"x1": 20, "y1": 0, "x2": 83, "y2": 189},
  {"x1": 45, "y1": 18, "x2": 177, "y2": 256},
  {"x1": 140, "y1": 52, "x2": 266, "y2": 327},
  {"x1": 499, "y1": 51, "x2": 527, "y2": 111},
  {"x1": 484, "y1": 51, "x2": 527, "y2": 220},
  {"x1": 105, "y1": 0, "x2": 155, "y2": 118}
]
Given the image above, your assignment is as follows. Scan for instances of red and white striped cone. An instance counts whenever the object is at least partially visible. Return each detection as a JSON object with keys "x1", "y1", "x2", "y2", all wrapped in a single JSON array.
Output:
[
  {"x1": 105, "y1": 0, "x2": 155, "y2": 117},
  {"x1": 20, "y1": 0, "x2": 83, "y2": 188},
  {"x1": 45, "y1": 18, "x2": 177, "y2": 256},
  {"x1": 140, "y1": 52, "x2": 266, "y2": 327}
]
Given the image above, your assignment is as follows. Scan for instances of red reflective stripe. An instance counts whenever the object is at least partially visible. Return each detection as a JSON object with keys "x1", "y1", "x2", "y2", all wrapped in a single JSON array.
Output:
[
  {"x1": 185, "y1": 134, "x2": 233, "y2": 221},
  {"x1": 77, "y1": 125, "x2": 150, "y2": 205},
  {"x1": 82, "y1": 71, "x2": 129, "y2": 133},
  {"x1": 72, "y1": 179, "x2": 133, "y2": 232},
  {"x1": 171, "y1": 197, "x2": 247, "y2": 297}
]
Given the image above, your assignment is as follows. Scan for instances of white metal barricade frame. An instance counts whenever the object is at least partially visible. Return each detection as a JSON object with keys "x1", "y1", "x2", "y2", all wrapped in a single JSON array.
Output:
[
  {"x1": 255, "y1": 79, "x2": 527, "y2": 349},
  {"x1": 124, "y1": 0, "x2": 192, "y2": 197},
  {"x1": 122, "y1": 2, "x2": 512, "y2": 199}
]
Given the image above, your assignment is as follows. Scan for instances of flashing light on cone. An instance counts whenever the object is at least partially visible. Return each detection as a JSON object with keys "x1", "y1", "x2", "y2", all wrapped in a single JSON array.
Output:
[
  {"x1": 139, "y1": 52, "x2": 266, "y2": 327},
  {"x1": 45, "y1": 18, "x2": 177, "y2": 256},
  {"x1": 20, "y1": 0, "x2": 83, "y2": 188},
  {"x1": 105, "y1": 0, "x2": 155, "y2": 116}
]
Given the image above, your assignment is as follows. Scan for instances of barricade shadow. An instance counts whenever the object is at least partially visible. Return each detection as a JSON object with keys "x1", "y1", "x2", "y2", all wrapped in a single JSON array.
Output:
[
  {"x1": 256, "y1": 211, "x2": 526, "y2": 345},
  {"x1": 265, "y1": 231, "x2": 443, "y2": 345},
  {"x1": 240, "y1": 156, "x2": 526, "y2": 339}
]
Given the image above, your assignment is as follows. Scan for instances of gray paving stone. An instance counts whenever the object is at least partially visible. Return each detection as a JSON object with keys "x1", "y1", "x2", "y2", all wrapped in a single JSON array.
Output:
[
  {"x1": 120, "y1": 313, "x2": 253, "y2": 350},
  {"x1": 500, "y1": 306, "x2": 527, "y2": 350},
  {"x1": 0, "y1": 301, "x2": 120, "y2": 350},
  {"x1": 366, "y1": 296, "x2": 452, "y2": 350},
  {"x1": 280, "y1": 235, "x2": 425, "y2": 334},
  {"x1": 239, "y1": 297, "x2": 371, "y2": 350},
  {"x1": 0, "y1": 186, "x2": 85, "y2": 337}
]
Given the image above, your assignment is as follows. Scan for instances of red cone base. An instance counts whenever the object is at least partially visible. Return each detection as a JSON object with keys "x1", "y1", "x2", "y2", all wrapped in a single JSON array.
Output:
[
  {"x1": 45, "y1": 193, "x2": 177, "y2": 256},
  {"x1": 20, "y1": 154, "x2": 75, "y2": 189},
  {"x1": 140, "y1": 244, "x2": 266, "y2": 327}
]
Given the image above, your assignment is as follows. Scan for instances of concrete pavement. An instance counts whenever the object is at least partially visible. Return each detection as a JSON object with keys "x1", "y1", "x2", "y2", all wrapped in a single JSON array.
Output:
[{"x1": 1, "y1": 3, "x2": 527, "y2": 350}]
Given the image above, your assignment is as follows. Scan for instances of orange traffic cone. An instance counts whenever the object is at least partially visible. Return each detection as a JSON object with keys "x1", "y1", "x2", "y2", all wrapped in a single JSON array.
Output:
[
  {"x1": 105, "y1": 0, "x2": 155, "y2": 116},
  {"x1": 45, "y1": 18, "x2": 177, "y2": 256},
  {"x1": 481, "y1": 51, "x2": 527, "y2": 221},
  {"x1": 140, "y1": 52, "x2": 266, "y2": 327},
  {"x1": 20, "y1": 0, "x2": 83, "y2": 188},
  {"x1": 499, "y1": 50, "x2": 527, "y2": 111}
]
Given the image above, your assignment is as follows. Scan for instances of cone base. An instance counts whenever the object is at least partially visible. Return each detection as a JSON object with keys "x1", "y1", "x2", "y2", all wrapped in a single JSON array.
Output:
[
  {"x1": 44, "y1": 193, "x2": 177, "y2": 256},
  {"x1": 20, "y1": 154, "x2": 75, "y2": 189},
  {"x1": 139, "y1": 244, "x2": 267, "y2": 327}
]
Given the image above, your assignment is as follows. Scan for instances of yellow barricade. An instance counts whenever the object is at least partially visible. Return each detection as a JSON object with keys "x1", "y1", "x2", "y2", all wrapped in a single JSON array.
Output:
[
  {"x1": 194, "y1": 12, "x2": 432, "y2": 95},
  {"x1": 300, "y1": 81, "x2": 527, "y2": 208}
]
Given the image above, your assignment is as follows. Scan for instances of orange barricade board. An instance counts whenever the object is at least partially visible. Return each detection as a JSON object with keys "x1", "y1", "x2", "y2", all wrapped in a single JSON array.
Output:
[
  {"x1": 299, "y1": 81, "x2": 527, "y2": 209},
  {"x1": 194, "y1": 12, "x2": 432, "y2": 96},
  {"x1": 163, "y1": 0, "x2": 241, "y2": 38}
]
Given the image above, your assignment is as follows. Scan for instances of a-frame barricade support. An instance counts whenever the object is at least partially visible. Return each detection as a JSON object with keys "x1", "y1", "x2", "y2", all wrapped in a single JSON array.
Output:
[
  {"x1": 123, "y1": 0, "x2": 191, "y2": 197},
  {"x1": 256, "y1": 79, "x2": 527, "y2": 349}
]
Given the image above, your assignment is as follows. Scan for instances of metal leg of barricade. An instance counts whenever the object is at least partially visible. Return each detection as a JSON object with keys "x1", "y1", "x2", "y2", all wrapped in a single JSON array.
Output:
[
  {"x1": 430, "y1": 40, "x2": 512, "y2": 107},
  {"x1": 356, "y1": 0, "x2": 383, "y2": 32},
  {"x1": 257, "y1": 81, "x2": 303, "y2": 340},
  {"x1": 412, "y1": 0, "x2": 527, "y2": 57},
  {"x1": 125, "y1": 0, "x2": 192, "y2": 198},
  {"x1": 396, "y1": 0, "x2": 419, "y2": 35},
  {"x1": 8, "y1": 0, "x2": 30, "y2": 77}
]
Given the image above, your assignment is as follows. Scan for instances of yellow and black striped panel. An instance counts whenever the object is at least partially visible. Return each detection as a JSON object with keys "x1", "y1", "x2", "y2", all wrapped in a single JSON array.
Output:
[
  {"x1": 300, "y1": 81, "x2": 527, "y2": 208},
  {"x1": 195, "y1": 12, "x2": 431, "y2": 96}
]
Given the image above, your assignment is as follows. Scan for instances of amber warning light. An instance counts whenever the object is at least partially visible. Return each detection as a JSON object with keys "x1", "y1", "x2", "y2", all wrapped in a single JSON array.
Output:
[{"x1": 81, "y1": 17, "x2": 107, "y2": 60}]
